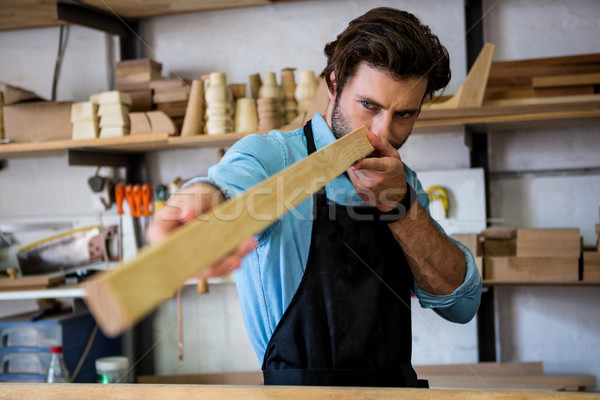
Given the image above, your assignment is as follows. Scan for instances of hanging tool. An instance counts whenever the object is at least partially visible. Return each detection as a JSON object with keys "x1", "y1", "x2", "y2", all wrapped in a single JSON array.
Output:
[
  {"x1": 425, "y1": 186, "x2": 449, "y2": 219},
  {"x1": 115, "y1": 184, "x2": 125, "y2": 266},
  {"x1": 141, "y1": 183, "x2": 153, "y2": 223}
]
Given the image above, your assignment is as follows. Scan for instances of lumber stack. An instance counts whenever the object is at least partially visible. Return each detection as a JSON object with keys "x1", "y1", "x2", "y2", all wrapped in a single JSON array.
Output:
[
  {"x1": 150, "y1": 78, "x2": 190, "y2": 132},
  {"x1": 115, "y1": 58, "x2": 162, "y2": 112},
  {"x1": 70, "y1": 101, "x2": 99, "y2": 140},
  {"x1": 96, "y1": 91, "x2": 132, "y2": 138},
  {"x1": 485, "y1": 53, "x2": 600, "y2": 102},
  {"x1": 485, "y1": 228, "x2": 581, "y2": 282}
]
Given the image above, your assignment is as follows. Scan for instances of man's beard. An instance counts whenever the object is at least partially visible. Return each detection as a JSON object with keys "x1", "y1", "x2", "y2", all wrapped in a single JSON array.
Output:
[
  {"x1": 331, "y1": 94, "x2": 353, "y2": 141},
  {"x1": 330, "y1": 95, "x2": 410, "y2": 150}
]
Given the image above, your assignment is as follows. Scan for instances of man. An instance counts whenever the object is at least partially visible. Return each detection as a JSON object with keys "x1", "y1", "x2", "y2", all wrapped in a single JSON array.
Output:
[{"x1": 148, "y1": 7, "x2": 481, "y2": 388}]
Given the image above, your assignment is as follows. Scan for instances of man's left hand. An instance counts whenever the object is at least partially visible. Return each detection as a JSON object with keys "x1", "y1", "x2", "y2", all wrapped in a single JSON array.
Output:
[{"x1": 347, "y1": 131, "x2": 408, "y2": 212}]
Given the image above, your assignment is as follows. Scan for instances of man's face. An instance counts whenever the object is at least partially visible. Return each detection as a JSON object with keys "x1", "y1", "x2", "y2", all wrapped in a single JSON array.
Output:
[{"x1": 329, "y1": 62, "x2": 427, "y2": 150}]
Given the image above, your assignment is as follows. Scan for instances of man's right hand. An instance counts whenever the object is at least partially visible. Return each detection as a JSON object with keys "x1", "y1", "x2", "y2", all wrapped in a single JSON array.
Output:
[{"x1": 146, "y1": 182, "x2": 257, "y2": 278}]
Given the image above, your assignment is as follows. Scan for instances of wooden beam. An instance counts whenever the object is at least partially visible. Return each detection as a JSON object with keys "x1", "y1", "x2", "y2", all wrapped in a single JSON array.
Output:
[
  {"x1": 1, "y1": 383, "x2": 599, "y2": 399},
  {"x1": 430, "y1": 43, "x2": 495, "y2": 109},
  {"x1": 84, "y1": 126, "x2": 372, "y2": 337}
]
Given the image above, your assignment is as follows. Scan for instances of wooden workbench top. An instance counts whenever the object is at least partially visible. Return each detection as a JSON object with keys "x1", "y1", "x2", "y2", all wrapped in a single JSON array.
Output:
[{"x1": 0, "y1": 384, "x2": 598, "y2": 399}]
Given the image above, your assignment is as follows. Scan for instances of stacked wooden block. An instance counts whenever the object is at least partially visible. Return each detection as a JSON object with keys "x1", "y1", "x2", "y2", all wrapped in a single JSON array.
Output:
[
  {"x1": 582, "y1": 210, "x2": 600, "y2": 281},
  {"x1": 150, "y1": 79, "x2": 190, "y2": 132},
  {"x1": 115, "y1": 58, "x2": 162, "y2": 112},
  {"x1": 484, "y1": 228, "x2": 581, "y2": 282},
  {"x1": 71, "y1": 101, "x2": 99, "y2": 140},
  {"x1": 97, "y1": 91, "x2": 132, "y2": 138}
]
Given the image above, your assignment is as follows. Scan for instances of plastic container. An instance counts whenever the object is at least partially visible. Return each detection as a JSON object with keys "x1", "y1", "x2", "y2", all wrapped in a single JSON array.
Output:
[
  {"x1": 0, "y1": 324, "x2": 61, "y2": 348},
  {"x1": 95, "y1": 356, "x2": 129, "y2": 383},
  {"x1": 45, "y1": 346, "x2": 69, "y2": 383}
]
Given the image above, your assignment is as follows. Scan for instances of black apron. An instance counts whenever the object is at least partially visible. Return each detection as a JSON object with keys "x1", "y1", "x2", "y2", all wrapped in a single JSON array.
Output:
[{"x1": 261, "y1": 121, "x2": 426, "y2": 388}]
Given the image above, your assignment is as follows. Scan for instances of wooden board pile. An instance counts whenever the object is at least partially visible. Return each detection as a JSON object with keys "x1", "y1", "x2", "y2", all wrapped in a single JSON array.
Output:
[
  {"x1": 485, "y1": 53, "x2": 600, "y2": 102},
  {"x1": 71, "y1": 101, "x2": 99, "y2": 140},
  {"x1": 115, "y1": 58, "x2": 162, "y2": 112},
  {"x1": 483, "y1": 227, "x2": 581, "y2": 282},
  {"x1": 150, "y1": 78, "x2": 190, "y2": 132},
  {"x1": 96, "y1": 91, "x2": 132, "y2": 138}
]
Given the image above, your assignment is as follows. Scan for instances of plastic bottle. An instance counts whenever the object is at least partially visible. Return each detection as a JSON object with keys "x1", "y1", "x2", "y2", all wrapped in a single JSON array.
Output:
[{"x1": 45, "y1": 346, "x2": 70, "y2": 383}]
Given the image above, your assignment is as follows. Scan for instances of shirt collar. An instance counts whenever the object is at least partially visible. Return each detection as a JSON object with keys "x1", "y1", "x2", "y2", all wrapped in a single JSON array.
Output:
[{"x1": 310, "y1": 112, "x2": 337, "y2": 151}]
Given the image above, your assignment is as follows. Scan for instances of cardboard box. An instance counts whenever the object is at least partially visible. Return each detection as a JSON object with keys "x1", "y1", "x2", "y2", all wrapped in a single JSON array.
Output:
[
  {"x1": 3, "y1": 101, "x2": 72, "y2": 142},
  {"x1": 484, "y1": 256, "x2": 579, "y2": 282},
  {"x1": 516, "y1": 228, "x2": 581, "y2": 258},
  {"x1": 583, "y1": 252, "x2": 600, "y2": 281}
]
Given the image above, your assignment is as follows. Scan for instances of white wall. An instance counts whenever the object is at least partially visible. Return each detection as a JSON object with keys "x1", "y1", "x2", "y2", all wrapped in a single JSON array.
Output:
[{"x1": 483, "y1": 0, "x2": 600, "y2": 391}]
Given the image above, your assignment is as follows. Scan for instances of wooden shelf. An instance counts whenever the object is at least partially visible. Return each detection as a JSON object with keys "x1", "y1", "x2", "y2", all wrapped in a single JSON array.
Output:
[
  {"x1": 0, "y1": 0, "x2": 304, "y2": 32},
  {"x1": 483, "y1": 280, "x2": 600, "y2": 287},
  {"x1": 1, "y1": 99, "x2": 599, "y2": 159},
  {"x1": 0, "y1": 131, "x2": 262, "y2": 159}
]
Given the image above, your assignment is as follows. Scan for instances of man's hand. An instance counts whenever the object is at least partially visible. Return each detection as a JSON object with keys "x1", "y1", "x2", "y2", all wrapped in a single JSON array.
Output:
[
  {"x1": 347, "y1": 131, "x2": 407, "y2": 212},
  {"x1": 146, "y1": 182, "x2": 257, "y2": 279}
]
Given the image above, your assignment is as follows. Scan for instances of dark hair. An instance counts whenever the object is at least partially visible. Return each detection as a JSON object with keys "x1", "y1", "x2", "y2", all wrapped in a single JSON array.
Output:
[{"x1": 321, "y1": 7, "x2": 451, "y2": 100}]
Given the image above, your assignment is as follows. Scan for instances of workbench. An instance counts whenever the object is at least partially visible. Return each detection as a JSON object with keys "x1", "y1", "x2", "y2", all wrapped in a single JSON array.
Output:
[{"x1": 1, "y1": 384, "x2": 599, "y2": 399}]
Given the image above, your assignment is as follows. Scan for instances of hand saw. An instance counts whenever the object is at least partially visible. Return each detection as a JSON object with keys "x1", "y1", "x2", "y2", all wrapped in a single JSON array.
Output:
[{"x1": 17, "y1": 225, "x2": 120, "y2": 275}]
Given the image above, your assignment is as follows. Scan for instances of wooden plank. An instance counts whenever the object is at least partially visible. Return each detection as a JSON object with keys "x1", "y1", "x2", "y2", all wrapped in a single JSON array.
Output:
[
  {"x1": 414, "y1": 362, "x2": 544, "y2": 376},
  {"x1": 484, "y1": 257, "x2": 579, "y2": 282},
  {"x1": 516, "y1": 229, "x2": 581, "y2": 258},
  {"x1": 83, "y1": 126, "x2": 373, "y2": 337},
  {"x1": 0, "y1": 272, "x2": 65, "y2": 291},
  {"x1": 0, "y1": 383, "x2": 597, "y2": 399},
  {"x1": 430, "y1": 43, "x2": 495, "y2": 109},
  {"x1": 420, "y1": 96, "x2": 600, "y2": 120},
  {"x1": 422, "y1": 374, "x2": 596, "y2": 392}
]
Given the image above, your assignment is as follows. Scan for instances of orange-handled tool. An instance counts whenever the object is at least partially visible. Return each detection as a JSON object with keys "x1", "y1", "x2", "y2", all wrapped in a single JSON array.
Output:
[
  {"x1": 125, "y1": 184, "x2": 136, "y2": 217},
  {"x1": 133, "y1": 184, "x2": 142, "y2": 218},
  {"x1": 115, "y1": 184, "x2": 125, "y2": 215},
  {"x1": 141, "y1": 184, "x2": 153, "y2": 217}
]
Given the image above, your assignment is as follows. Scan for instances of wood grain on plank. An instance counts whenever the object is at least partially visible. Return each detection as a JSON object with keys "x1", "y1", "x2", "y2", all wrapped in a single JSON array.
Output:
[
  {"x1": 1, "y1": 383, "x2": 598, "y2": 399},
  {"x1": 84, "y1": 126, "x2": 372, "y2": 337}
]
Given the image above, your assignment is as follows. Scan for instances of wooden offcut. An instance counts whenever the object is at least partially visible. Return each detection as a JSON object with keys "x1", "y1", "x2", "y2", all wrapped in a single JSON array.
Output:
[
  {"x1": 84, "y1": 126, "x2": 372, "y2": 337},
  {"x1": 516, "y1": 228, "x2": 581, "y2": 258},
  {"x1": 532, "y1": 72, "x2": 600, "y2": 89},
  {"x1": 484, "y1": 257, "x2": 579, "y2": 282}
]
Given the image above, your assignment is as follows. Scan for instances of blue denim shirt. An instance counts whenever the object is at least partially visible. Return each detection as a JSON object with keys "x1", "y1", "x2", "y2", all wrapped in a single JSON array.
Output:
[{"x1": 187, "y1": 113, "x2": 482, "y2": 363}]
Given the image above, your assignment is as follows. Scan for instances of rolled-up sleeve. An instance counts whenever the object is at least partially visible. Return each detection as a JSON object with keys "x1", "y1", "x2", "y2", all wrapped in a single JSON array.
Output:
[
  {"x1": 407, "y1": 168, "x2": 482, "y2": 324},
  {"x1": 184, "y1": 133, "x2": 287, "y2": 199}
]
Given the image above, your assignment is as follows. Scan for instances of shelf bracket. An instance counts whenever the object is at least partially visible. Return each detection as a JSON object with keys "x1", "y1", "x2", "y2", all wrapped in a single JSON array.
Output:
[{"x1": 56, "y1": 0, "x2": 140, "y2": 59}]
